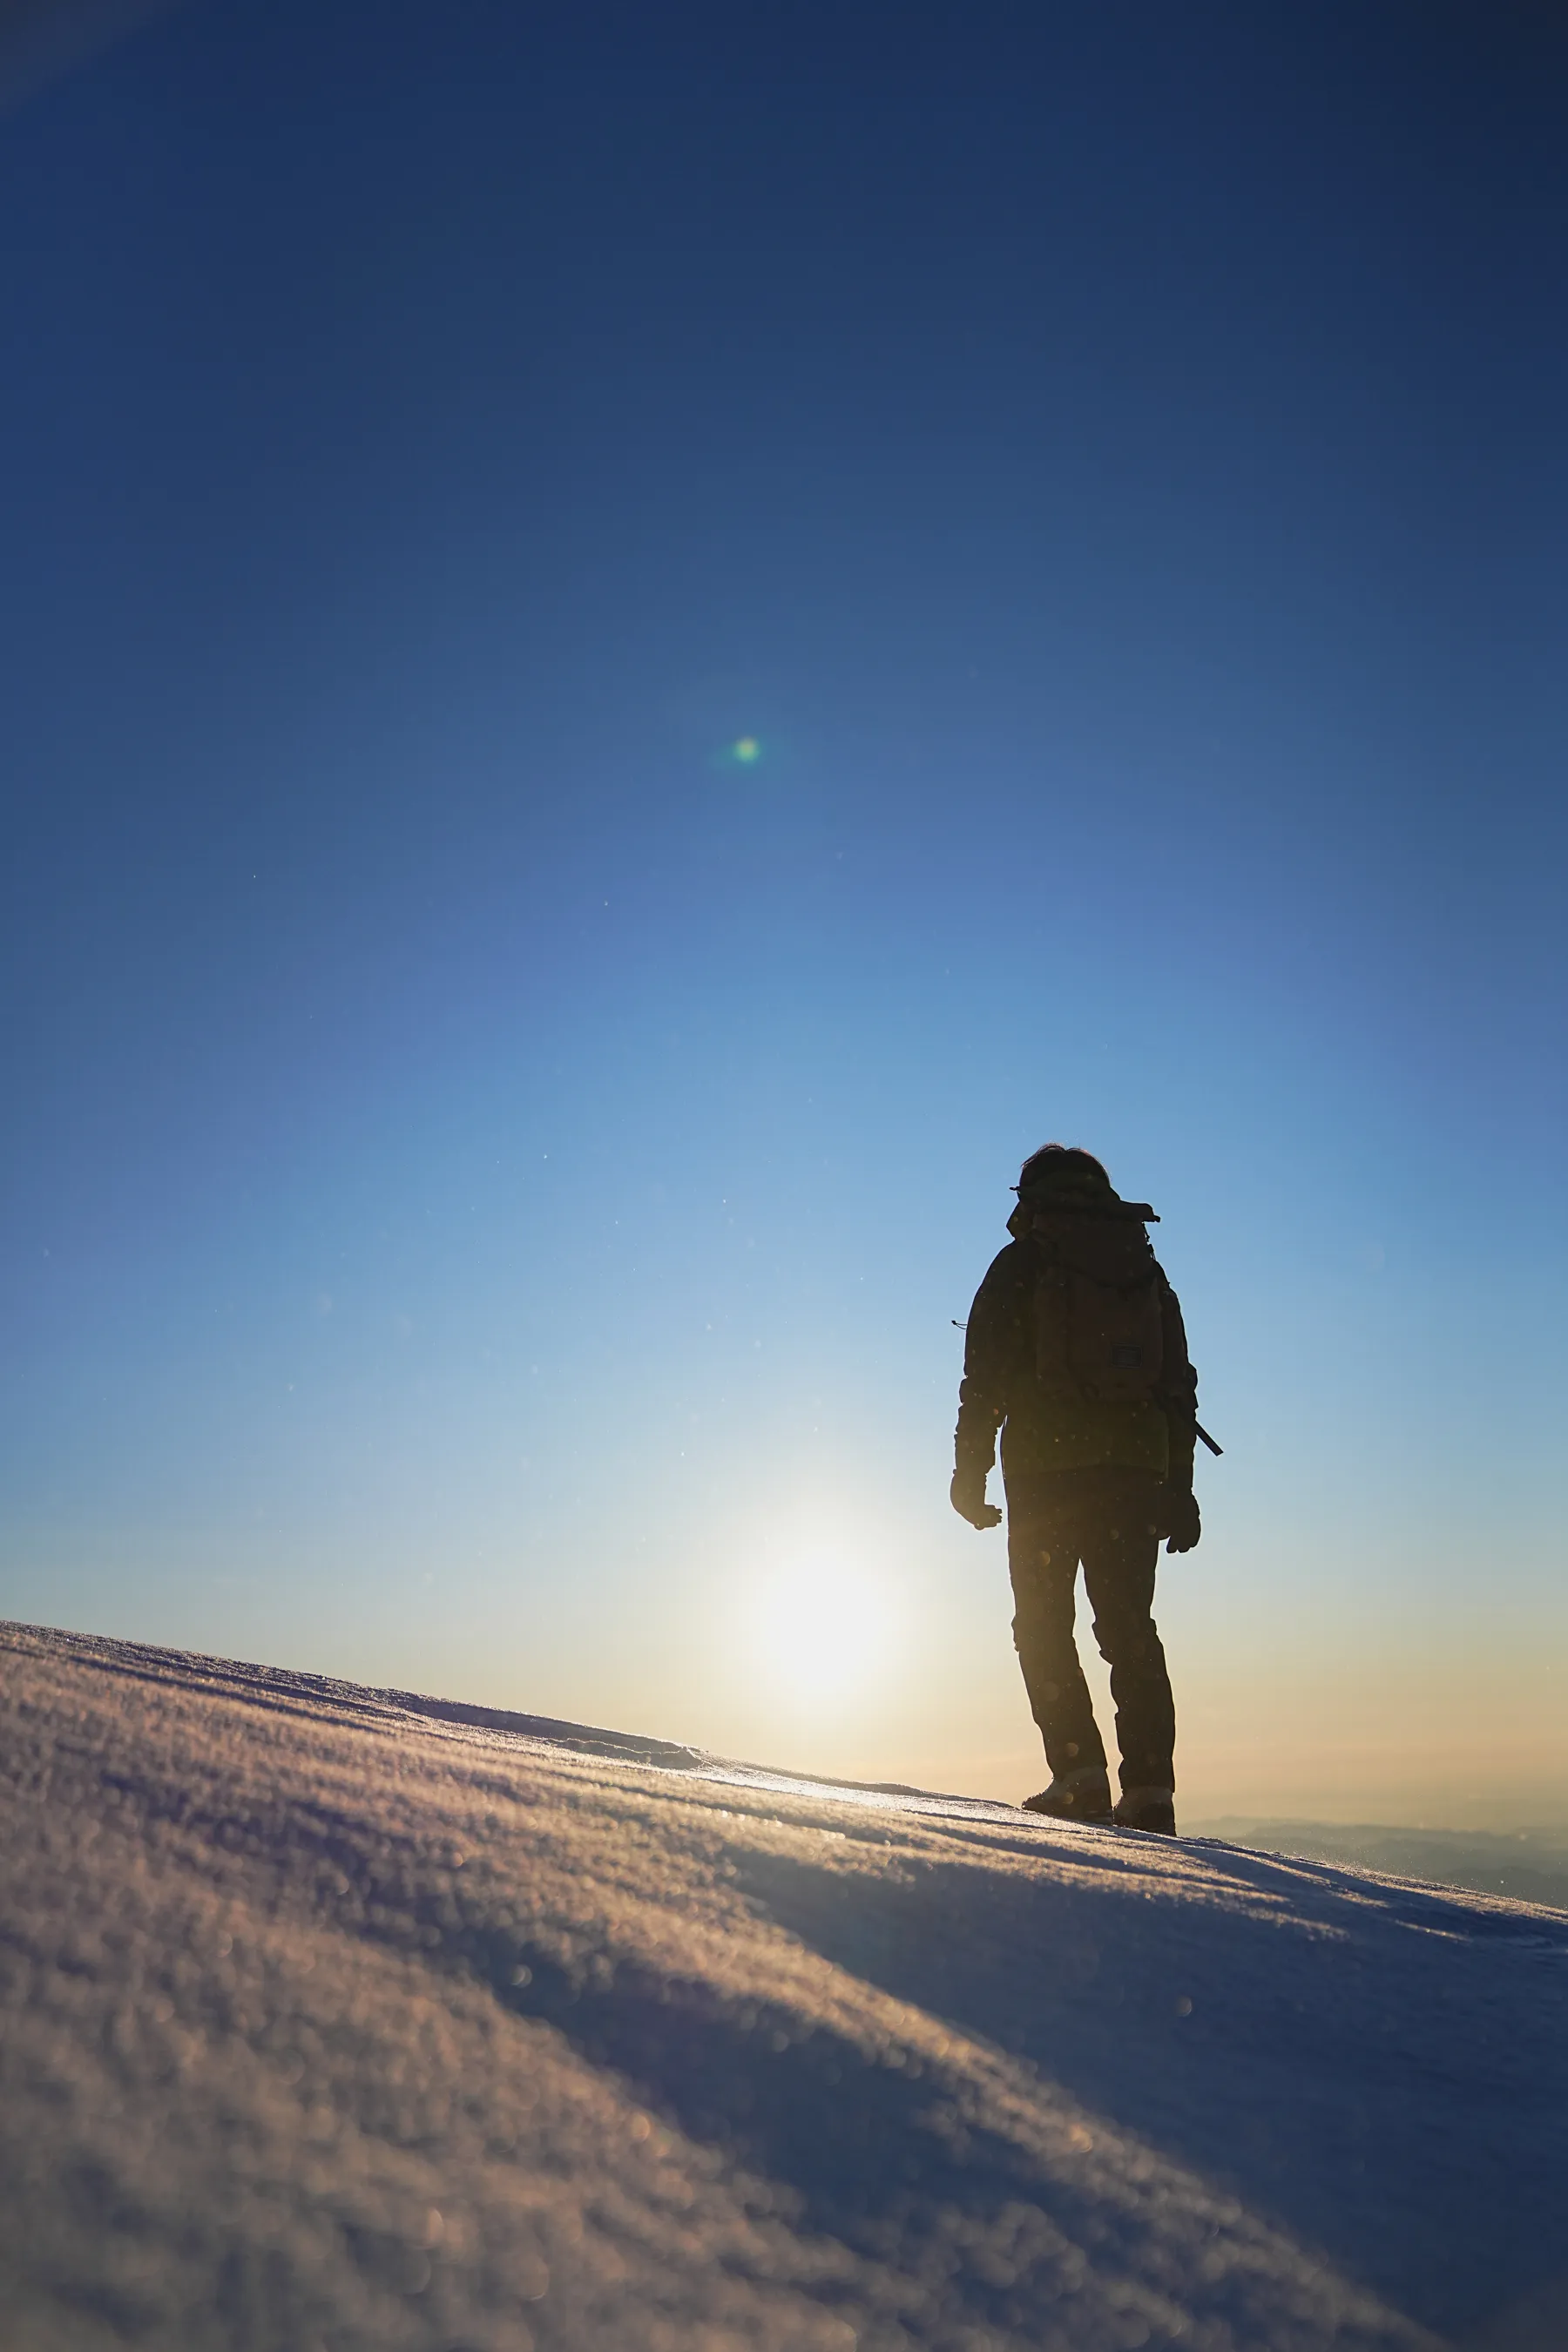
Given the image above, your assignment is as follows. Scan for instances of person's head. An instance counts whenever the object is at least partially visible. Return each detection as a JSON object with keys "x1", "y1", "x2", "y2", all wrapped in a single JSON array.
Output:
[{"x1": 1015, "y1": 1143, "x2": 1112, "y2": 1200}]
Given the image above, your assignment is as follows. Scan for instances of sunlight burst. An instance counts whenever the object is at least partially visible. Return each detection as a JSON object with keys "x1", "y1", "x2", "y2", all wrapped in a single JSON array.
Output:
[{"x1": 748, "y1": 1554, "x2": 889, "y2": 1703}]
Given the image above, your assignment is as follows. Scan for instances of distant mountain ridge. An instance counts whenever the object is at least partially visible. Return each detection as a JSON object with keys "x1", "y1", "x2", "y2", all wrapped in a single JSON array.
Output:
[{"x1": 1187, "y1": 1818, "x2": 1568, "y2": 1918}]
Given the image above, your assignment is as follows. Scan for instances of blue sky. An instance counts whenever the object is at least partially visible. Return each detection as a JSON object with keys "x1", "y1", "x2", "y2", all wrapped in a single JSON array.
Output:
[{"x1": 3, "y1": 0, "x2": 1565, "y2": 1818}]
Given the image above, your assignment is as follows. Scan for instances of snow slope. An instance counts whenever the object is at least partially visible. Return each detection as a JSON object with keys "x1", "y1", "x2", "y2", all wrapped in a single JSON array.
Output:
[
  {"x1": 2, "y1": 1621, "x2": 1565, "y2": 2352},
  {"x1": 1186, "y1": 1820, "x2": 1568, "y2": 1920}
]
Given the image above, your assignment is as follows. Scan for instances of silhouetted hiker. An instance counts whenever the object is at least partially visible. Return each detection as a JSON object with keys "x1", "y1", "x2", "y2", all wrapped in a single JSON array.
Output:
[{"x1": 951, "y1": 1145, "x2": 1201, "y2": 1835}]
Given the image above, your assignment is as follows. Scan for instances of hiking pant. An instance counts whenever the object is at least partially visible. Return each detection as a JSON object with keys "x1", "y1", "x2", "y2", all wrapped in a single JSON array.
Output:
[{"x1": 1004, "y1": 1471, "x2": 1175, "y2": 1792}]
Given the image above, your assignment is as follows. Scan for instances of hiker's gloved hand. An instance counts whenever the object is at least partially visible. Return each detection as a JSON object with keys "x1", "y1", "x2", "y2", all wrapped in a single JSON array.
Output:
[
  {"x1": 1163, "y1": 1490, "x2": 1201, "y2": 1554},
  {"x1": 950, "y1": 1463, "x2": 1003, "y2": 1531}
]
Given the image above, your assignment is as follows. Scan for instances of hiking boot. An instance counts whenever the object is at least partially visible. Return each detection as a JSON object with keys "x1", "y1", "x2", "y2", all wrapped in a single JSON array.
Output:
[
  {"x1": 1022, "y1": 1766, "x2": 1113, "y2": 1821},
  {"x1": 1113, "y1": 1786, "x2": 1176, "y2": 1835}
]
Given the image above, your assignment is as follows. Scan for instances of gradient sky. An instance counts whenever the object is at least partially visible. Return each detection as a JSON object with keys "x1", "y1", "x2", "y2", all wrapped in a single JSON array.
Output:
[{"x1": 3, "y1": 0, "x2": 1565, "y2": 1821}]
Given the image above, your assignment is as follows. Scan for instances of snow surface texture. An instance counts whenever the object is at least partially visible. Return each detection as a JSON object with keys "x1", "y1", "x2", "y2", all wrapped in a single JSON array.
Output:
[{"x1": 2, "y1": 1622, "x2": 1565, "y2": 2352}]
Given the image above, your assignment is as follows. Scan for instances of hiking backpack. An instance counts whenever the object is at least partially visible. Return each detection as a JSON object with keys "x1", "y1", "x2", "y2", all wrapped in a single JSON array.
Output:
[{"x1": 1029, "y1": 1210, "x2": 1166, "y2": 1402}]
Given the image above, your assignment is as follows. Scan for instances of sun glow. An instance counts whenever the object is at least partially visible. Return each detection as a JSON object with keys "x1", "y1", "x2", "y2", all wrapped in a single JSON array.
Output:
[{"x1": 747, "y1": 1553, "x2": 892, "y2": 1703}]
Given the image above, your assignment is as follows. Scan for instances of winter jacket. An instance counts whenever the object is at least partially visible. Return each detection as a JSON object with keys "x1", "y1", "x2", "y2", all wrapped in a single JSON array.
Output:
[{"x1": 954, "y1": 1228, "x2": 1199, "y2": 1489}]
